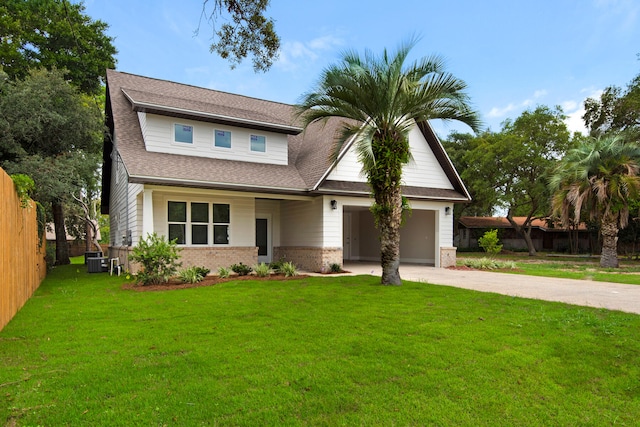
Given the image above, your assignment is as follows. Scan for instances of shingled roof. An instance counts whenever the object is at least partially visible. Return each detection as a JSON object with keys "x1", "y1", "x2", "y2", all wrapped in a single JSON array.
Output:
[{"x1": 102, "y1": 70, "x2": 470, "y2": 212}]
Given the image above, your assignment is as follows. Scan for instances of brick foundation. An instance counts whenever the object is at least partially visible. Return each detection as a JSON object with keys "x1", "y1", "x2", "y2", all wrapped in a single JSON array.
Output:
[
  {"x1": 440, "y1": 246, "x2": 457, "y2": 268},
  {"x1": 109, "y1": 245, "x2": 258, "y2": 274},
  {"x1": 273, "y1": 246, "x2": 342, "y2": 272}
]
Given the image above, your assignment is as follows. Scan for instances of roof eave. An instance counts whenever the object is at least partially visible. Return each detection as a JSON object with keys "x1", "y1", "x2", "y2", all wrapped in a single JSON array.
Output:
[{"x1": 121, "y1": 89, "x2": 303, "y2": 135}]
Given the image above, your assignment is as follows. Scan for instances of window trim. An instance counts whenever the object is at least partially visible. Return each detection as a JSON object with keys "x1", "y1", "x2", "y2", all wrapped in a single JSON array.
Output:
[{"x1": 166, "y1": 200, "x2": 231, "y2": 246}]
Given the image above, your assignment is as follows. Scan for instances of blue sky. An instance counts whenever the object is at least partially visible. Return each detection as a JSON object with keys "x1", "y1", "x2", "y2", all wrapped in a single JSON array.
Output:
[{"x1": 82, "y1": 0, "x2": 639, "y2": 137}]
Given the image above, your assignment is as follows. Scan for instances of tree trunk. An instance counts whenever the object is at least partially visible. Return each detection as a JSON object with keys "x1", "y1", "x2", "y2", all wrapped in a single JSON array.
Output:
[
  {"x1": 375, "y1": 186, "x2": 403, "y2": 285},
  {"x1": 600, "y1": 216, "x2": 619, "y2": 268},
  {"x1": 52, "y1": 200, "x2": 70, "y2": 265},
  {"x1": 506, "y1": 213, "x2": 537, "y2": 256}
]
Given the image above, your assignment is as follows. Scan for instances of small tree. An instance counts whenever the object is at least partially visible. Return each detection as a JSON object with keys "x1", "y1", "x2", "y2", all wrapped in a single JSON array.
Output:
[
  {"x1": 478, "y1": 229, "x2": 503, "y2": 257},
  {"x1": 130, "y1": 233, "x2": 182, "y2": 285}
]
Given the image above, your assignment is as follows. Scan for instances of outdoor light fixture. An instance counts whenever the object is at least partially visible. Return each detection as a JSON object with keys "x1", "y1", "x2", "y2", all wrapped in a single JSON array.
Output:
[
  {"x1": 445, "y1": 206, "x2": 451, "y2": 215},
  {"x1": 330, "y1": 200, "x2": 338, "y2": 210}
]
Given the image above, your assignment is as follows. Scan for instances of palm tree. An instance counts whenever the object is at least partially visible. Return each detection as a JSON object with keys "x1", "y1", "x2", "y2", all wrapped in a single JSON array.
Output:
[
  {"x1": 550, "y1": 134, "x2": 640, "y2": 267},
  {"x1": 298, "y1": 40, "x2": 480, "y2": 284}
]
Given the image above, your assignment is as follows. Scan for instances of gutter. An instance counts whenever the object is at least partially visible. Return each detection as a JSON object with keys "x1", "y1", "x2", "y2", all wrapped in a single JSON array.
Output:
[{"x1": 121, "y1": 89, "x2": 303, "y2": 135}]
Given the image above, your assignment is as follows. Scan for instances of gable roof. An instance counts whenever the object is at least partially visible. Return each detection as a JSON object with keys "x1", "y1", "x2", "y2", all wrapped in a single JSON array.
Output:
[
  {"x1": 459, "y1": 216, "x2": 588, "y2": 231},
  {"x1": 102, "y1": 70, "x2": 470, "y2": 212}
]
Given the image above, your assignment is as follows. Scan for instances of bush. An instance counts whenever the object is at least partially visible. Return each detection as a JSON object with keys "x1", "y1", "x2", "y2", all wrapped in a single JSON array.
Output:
[
  {"x1": 269, "y1": 259, "x2": 285, "y2": 273},
  {"x1": 218, "y1": 266, "x2": 230, "y2": 278},
  {"x1": 178, "y1": 266, "x2": 204, "y2": 284},
  {"x1": 478, "y1": 229, "x2": 503, "y2": 257},
  {"x1": 254, "y1": 262, "x2": 271, "y2": 277},
  {"x1": 280, "y1": 261, "x2": 298, "y2": 277},
  {"x1": 130, "y1": 233, "x2": 182, "y2": 285},
  {"x1": 231, "y1": 262, "x2": 252, "y2": 276},
  {"x1": 194, "y1": 266, "x2": 210, "y2": 277},
  {"x1": 461, "y1": 257, "x2": 516, "y2": 270},
  {"x1": 329, "y1": 263, "x2": 342, "y2": 273}
]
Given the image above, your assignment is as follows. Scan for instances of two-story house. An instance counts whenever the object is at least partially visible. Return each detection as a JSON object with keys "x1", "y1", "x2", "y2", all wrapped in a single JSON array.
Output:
[{"x1": 102, "y1": 70, "x2": 470, "y2": 272}]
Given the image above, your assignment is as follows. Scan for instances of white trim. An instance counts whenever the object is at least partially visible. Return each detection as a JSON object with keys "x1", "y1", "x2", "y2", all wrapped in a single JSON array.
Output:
[{"x1": 129, "y1": 175, "x2": 308, "y2": 194}]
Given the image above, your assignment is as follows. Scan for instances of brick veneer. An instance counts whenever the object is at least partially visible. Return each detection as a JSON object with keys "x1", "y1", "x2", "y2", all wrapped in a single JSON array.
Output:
[
  {"x1": 440, "y1": 246, "x2": 457, "y2": 268},
  {"x1": 273, "y1": 246, "x2": 342, "y2": 272},
  {"x1": 109, "y1": 245, "x2": 258, "y2": 274}
]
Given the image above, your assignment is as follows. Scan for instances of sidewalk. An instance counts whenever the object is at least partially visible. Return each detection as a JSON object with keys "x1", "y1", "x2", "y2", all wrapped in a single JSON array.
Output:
[{"x1": 339, "y1": 262, "x2": 640, "y2": 315}]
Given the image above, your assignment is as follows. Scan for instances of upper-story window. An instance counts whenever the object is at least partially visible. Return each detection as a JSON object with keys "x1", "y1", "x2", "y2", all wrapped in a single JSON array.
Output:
[
  {"x1": 174, "y1": 124, "x2": 193, "y2": 144},
  {"x1": 215, "y1": 130, "x2": 231, "y2": 148},
  {"x1": 250, "y1": 134, "x2": 266, "y2": 152}
]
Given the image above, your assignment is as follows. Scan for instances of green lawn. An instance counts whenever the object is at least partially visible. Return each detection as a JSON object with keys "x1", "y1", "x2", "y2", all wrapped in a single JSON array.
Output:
[
  {"x1": 1, "y1": 261, "x2": 639, "y2": 426},
  {"x1": 459, "y1": 251, "x2": 640, "y2": 285}
]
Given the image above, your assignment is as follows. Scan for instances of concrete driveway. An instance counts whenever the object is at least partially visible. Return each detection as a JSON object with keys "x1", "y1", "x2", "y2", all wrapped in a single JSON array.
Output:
[{"x1": 341, "y1": 262, "x2": 640, "y2": 315}]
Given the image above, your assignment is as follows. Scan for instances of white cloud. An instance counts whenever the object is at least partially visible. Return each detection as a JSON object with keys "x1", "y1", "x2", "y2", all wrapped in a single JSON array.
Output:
[
  {"x1": 487, "y1": 103, "x2": 516, "y2": 118},
  {"x1": 561, "y1": 89, "x2": 604, "y2": 135},
  {"x1": 276, "y1": 35, "x2": 344, "y2": 72},
  {"x1": 486, "y1": 89, "x2": 548, "y2": 118}
]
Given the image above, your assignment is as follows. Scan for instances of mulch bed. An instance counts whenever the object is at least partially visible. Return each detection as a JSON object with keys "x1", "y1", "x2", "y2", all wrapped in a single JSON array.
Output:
[{"x1": 122, "y1": 273, "x2": 309, "y2": 292}]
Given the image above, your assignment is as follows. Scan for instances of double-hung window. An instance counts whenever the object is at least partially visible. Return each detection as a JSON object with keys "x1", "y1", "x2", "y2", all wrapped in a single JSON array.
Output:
[
  {"x1": 213, "y1": 203, "x2": 230, "y2": 244},
  {"x1": 167, "y1": 201, "x2": 230, "y2": 245},
  {"x1": 168, "y1": 201, "x2": 187, "y2": 244}
]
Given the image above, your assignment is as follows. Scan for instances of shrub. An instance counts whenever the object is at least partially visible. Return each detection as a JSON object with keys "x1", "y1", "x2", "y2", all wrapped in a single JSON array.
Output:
[
  {"x1": 461, "y1": 257, "x2": 516, "y2": 270},
  {"x1": 280, "y1": 261, "x2": 298, "y2": 277},
  {"x1": 254, "y1": 262, "x2": 271, "y2": 277},
  {"x1": 269, "y1": 259, "x2": 285, "y2": 273},
  {"x1": 130, "y1": 233, "x2": 182, "y2": 285},
  {"x1": 231, "y1": 262, "x2": 252, "y2": 276},
  {"x1": 11, "y1": 173, "x2": 34, "y2": 208},
  {"x1": 218, "y1": 266, "x2": 230, "y2": 278},
  {"x1": 478, "y1": 229, "x2": 503, "y2": 257},
  {"x1": 178, "y1": 266, "x2": 204, "y2": 284},
  {"x1": 194, "y1": 266, "x2": 210, "y2": 277},
  {"x1": 329, "y1": 263, "x2": 342, "y2": 273}
]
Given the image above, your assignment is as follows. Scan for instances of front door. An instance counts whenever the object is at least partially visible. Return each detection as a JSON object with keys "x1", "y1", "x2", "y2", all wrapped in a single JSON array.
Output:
[
  {"x1": 343, "y1": 212, "x2": 352, "y2": 260},
  {"x1": 256, "y1": 217, "x2": 271, "y2": 263}
]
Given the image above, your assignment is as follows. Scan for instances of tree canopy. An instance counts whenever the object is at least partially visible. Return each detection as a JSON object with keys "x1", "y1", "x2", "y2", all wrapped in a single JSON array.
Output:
[
  {"x1": 449, "y1": 106, "x2": 573, "y2": 255},
  {"x1": 550, "y1": 135, "x2": 640, "y2": 267},
  {"x1": 0, "y1": 68, "x2": 103, "y2": 264},
  {"x1": 199, "y1": 0, "x2": 279, "y2": 72},
  {"x1": 583, "y1": 71, "x2": 640, "y2": 138},
  {"x1": 0, "y1": 0, "x2": 116, "y2": 94},
  {"x1": 298, "y1": 39, "x2": 479, "y2": 284}
]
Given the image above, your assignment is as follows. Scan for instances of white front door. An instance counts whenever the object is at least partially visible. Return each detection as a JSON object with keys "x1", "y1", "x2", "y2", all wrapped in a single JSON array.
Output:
[{"x1": 256, "y1": 216, "x2": 271, "y2": 263}]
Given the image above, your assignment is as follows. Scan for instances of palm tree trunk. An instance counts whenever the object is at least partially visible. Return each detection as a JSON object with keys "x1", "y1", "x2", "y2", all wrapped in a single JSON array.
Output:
[
  {"x1": 600, "y1": 216, "x2": 619, "y2": 268},
  {"x1": 375, "y1": 186, "x2": 403, "y2": 285}
]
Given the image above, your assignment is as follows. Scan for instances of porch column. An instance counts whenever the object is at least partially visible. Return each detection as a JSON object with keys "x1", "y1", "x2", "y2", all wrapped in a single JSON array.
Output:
[{"x1": 142, "y1": 189, "x2": 154, "y2": 238}]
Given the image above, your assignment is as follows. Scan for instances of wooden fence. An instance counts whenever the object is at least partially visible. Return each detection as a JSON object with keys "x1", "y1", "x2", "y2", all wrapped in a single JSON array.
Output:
[{"x1": 0, "y1": 167, "x2": 47, "y2": 331}]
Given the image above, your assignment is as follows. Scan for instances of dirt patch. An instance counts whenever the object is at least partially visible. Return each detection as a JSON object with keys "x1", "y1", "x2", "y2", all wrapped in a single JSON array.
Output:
[{"x1": 122, "y1": 273, "x2": 309, "y2": 292}]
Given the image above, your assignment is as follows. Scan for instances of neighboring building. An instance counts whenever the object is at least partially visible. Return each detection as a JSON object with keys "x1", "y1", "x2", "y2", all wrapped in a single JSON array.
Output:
[
  {"x1": 101, "y1": 70, "x2": 470, "y2": 272},
  {"x1": 46, "y1": 221, "x2": 102, "y2": 257},
  {"x1": 457, "y1": 216, "x2": 591, "y2": 253}
]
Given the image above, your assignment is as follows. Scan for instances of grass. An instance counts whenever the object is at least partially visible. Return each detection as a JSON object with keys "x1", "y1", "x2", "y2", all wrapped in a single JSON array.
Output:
[
  {"x1": 460, "y1": 251, "x2": 640, "y2": 285},
  {"x1": 1, "y1": 259, "x2": 640, "y2": 425}
]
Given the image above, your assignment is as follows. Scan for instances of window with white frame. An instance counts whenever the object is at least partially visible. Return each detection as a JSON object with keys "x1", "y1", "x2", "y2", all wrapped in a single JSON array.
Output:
[
  {"x1": 168, "y1": 201, "x2": 187, "y2": 244},
  {"x1": 214, "y1": 130, "x2": 231, "y2": 148},
  {"x1": 167, "y1": 201, "x2": 230, "y2": 245},
  {"x1": 250, "y1": 134, "x2": 266, "y2": 152},
  {"x1": 213, "y1": 203, "x2": 230, "y2": 244},
  {"x1": 174, "y1": 124, "x2": 193, "y2": 144}
]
